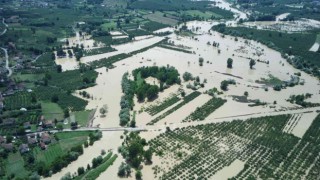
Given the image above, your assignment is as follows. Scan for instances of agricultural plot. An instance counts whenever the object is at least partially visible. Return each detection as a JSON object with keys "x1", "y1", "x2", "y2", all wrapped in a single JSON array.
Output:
[
  {"x1": 3, "y1": 91, "x2": 39, "y2": 110},
  {"x1": 126, "y1": 29, "x2": 151, "y2": 37},
  {"x1": 283, "y1": 112, "x2": 320, "y2": 138},
  {"x1": 35, "y1": 86, "x2": 88, "y2": 111},
  {"x1": 149, "y1": 114, "x2": 320, "y2": 179},
  {"x1": 34, "y1": 143, "x2": 63, "y2": 165},
  {"x1": 282, "y1": 113, "x2": 302, "y2": 134},
  {"x1": 34, "y1": 131, "x2": 91, "y2": 165},
  {"x1": 41, "y1": 102, "x2": 64, "y2": 120},
  {"x1": 147, "y1": 91, "x2": 201, "y2": 125},
  {"x1": 143, "y1": 21, "x2": 169, "y2": 32},
  {"x1": 72, "y1": 110, "x2": 93, "y2": 127},
  {"x1": 17, "y1": 111, "x2": 41, "y2": 124},
  {"x1": 48, "y1": 69, "x2": 98, "y2": 91},
  {"x1": 182, "y1": 97, "x2": 226, "y2": 122},
  {"x1": 5, "y1": 153, "x2": 29, "y2": 179},
  {"x1": 13, "y1": 73, "x2": 45, "y2": 82},
  {"x1": 143, "y1": 12, "x2": 178, "y2": 26},
  {"x1": 32, "y1": 53, "x2": 56, "y2": 67},
  {"x1": 101, "y1": 22, "x2": 117, "y2": 31}
]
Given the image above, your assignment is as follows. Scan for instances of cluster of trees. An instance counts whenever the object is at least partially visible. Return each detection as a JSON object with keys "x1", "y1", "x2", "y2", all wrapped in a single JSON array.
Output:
[
  {"x1": 56, "y1": 46, "x2": 66, "y2": 57},
  {"x1": 133, "y1": 66, "x2": 180, "y2": 86},
  {"x1": 120, "y1": 73, "x2": 135, "y2": 126},
  {"x1": 132, "y1": 66, "x2": 180, "y2": 102},
  {"x1": 199, "y1": 57, "x2": 204, "y2": 66},
  {"x1": 220, "y1": 79, "x2": 236, "y2": 91},
  {"x1": 288, "y1": 93, "x2": 319, "y2": 107},
  {"x1": 250, "y1": 59, "x2": 256, "y2": 69},
  {"x1": 183, "y1": 72, "x2": 194, "y2": 81},
  {"x1": 118, "y1": 132, "x2": 153, "y2": 178},
  {"x1": 227, "y1": 58, "x2": 233, "y2": 68},
  {"x1": 72, "y1": 45, "x2": 84, "y2": 61},
  {"x1": 249, "y1": 14, "x2": 276, "y2": 21},
  {"x1": 136, "y1": 83, "x2": 159, "y2": 102}
]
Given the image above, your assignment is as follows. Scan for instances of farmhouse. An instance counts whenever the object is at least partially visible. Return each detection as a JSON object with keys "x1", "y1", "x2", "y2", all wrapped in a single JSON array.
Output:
[
  {"x1": 0, "y1": 136, "x2": 5, "y2": 144},
  {"x1": 2, "y1": 118, "x2": 16, "y2": 126},
  {"x1": 39, "y1": 142, "x2": 46, "y2": 150},
  {"x1": 43, "y1": 120, "x2": 53, "y2": 128},
  {"x1": 28, "y1": 137, "x2": 37, "y2": 145},
  {"x1": 1, "y1": 143, "x2": 13, "y2": 152},
  {"x1": 23, "y1": 121, "x2": 31, "y2": 129},
  {"x1": 41, "y1": 132, "x2": 51, "y2": 144},
  {"x1": 19, "y1": 144, "x2": 29, "y2": 154}
]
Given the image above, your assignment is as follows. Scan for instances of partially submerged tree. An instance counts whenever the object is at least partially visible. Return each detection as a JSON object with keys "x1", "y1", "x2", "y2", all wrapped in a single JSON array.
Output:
[
  {"x1": 227, "y1": 58, "x2": 233, "y2": 68},
  {"x1": 99, "y1": 105, "x2": 108, "y2": 117},
  {"x1": 250, "y1": 59, "x2": 256, "y2": 69}
]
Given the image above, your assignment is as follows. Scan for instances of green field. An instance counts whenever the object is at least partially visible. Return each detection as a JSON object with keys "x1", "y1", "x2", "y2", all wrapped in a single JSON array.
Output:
[
  {"x1": 34, "y1": 143, "x2": 63, "y2": 165},
  {"x1": 35, "y1": 86, "x2": 88, "y2": 111},
  {"x1": 34, "y1": 131, "x2": 91, "y2": 165},
  {"x1": 41, "y1": 101, "x2": 64, "y2": 120},
  {"x1": 5, "y1": 153, "x2": 29, "y2": 179},
  {"x1": 73, "y1": 110, "x2": 93, "y2": 127},
  {"x1": 4, "y1": 91, "x2": 38, "y2": 110},
  {"x1": 143, "y1": 12, "x2": 178, "y2": 26},
  {"x1": 13, "y1": 73, "x2": 45, "y2": 82},
  {"x1": 182, "y1": 10, "x2": 223, "y2": 19},
  {"x1": 101, "y1": 22, "x2": 117, "y2": 31}
]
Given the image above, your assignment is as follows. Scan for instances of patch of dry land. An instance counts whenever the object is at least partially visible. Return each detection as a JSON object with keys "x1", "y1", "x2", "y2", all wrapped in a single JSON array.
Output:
[{"x1": 53, "y1": 3, "x2": 320, "y2": 180}]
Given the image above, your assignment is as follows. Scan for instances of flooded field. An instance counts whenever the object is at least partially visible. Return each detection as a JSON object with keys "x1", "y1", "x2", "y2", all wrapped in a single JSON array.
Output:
[
  {"x1": 242, "y1": 18, "x2": 320, "y2": 32},
  {"x1": 50, "y1": 1, "x2": 320, "y2": 179}
]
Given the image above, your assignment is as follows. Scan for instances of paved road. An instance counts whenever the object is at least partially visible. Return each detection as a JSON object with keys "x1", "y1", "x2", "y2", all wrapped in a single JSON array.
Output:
[
  {"x1": 141, "y1": 106, "x2": 320, "y2": 132},
  {"x1": 0, "y1": 18, "x2": 12, "y2": 77},
  {"x1": 0, "y1": 47, "x2": 12, "y2": 77},
  {"x1": 0, "y1": 18, "x2": 8, "y2": 36},
  {"x1": 28, "y1": 106, "x2": 319, "y2": 136}
]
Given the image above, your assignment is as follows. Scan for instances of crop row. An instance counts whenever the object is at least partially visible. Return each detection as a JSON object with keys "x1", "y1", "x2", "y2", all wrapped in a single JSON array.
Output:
[
  {"x1": 145, "y1": 95, "x2": 181, "y2": 116},
  {"x1": 182, "y1": 97, "x2": 226, "y2": 122},
  {"x1": 147, "y1": 91, "x2": 201, "y2": 125}
]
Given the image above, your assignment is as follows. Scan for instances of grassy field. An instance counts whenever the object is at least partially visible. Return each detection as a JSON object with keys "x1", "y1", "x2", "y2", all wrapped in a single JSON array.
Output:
[
  {"x1": 182, "y1": 10, "x2": 223, "y2": 19},
  {"x1": 5, "y1": 153, "x2": 29, "y2": 179},
  {"x1": 143, "y1": 12, "x2": 178, "y2": 26},
  {"x1": 34, "y1": 131, "x2": 91, "y2": 165},
  {"x1": 35, "y1": 86, "x2": 88, "y2": 111},
  {"x1": 59, "y1": 135, "x2": 88, "y2": 152},
  {"x1": 13, "y1": 73, "x2": 45, "y2": 82},
  {"x1": 101, "y1": 22, "x2": 117, "y2": 31},
  {"x1": 73, "y1": 110, "x2": 93, "y2": 127},
  {"x1": 41, "y1": 101, "x2": 64, "y2": 120},
  {"x1": 48, "y1": 69, "x2": 98, "y2": 91},
  {"x1": 34, "y1": 143, "x2": 63, "y2": 165}
]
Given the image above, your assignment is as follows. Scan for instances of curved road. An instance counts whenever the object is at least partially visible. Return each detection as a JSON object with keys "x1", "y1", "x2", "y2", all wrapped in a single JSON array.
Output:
[{"x1": 0, "y1": 18, "x2": 12, "y2": 77}]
